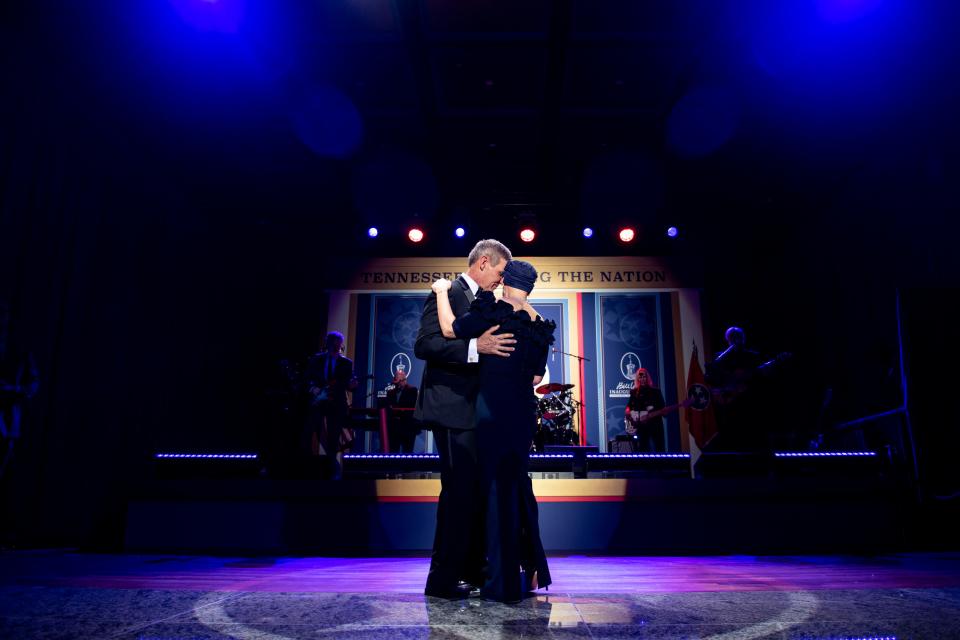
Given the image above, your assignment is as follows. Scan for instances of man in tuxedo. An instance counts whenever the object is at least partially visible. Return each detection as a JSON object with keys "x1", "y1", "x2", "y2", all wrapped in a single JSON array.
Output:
[
  {"x1": 303, "y1": 331, "x2": 356, "y2": 477},
  {"x1": 415, "y1": 239, "x2": 515, "y2": 598}
]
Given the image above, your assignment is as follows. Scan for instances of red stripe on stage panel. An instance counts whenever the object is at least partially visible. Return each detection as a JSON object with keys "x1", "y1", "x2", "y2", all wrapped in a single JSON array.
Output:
[{"x1": 577, "y1": 292, "x2": 586, "y2": 445}]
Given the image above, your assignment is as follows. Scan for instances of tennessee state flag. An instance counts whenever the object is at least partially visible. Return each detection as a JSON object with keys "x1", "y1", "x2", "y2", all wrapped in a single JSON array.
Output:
[{"x1": 686, "y1": 343, "x2": 718, "y2": 476}]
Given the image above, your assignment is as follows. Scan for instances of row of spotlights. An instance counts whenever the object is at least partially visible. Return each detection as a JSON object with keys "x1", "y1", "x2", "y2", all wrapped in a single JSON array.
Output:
[{"x1": 367, "y1": 226, "x2": 679, "y2": 243}]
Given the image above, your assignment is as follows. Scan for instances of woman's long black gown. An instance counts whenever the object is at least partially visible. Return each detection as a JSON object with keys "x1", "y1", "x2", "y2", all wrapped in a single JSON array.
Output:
[{"x1": 452, "y1": 290, "x2": 555, "y2": 602}]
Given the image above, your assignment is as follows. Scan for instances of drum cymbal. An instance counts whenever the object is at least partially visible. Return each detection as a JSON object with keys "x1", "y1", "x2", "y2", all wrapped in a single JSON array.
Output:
[{"x1": 535, "y1": 382, "x2": 574, "y2": 394}]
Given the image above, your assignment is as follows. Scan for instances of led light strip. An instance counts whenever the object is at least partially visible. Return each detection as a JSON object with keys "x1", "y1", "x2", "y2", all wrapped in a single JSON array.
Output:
[
  {"x1": 587, "y1": 453, "x2": 690, "y2": 459},
  {"x1": 774, "y1": 452, "x2": 877, "y2": 458},
  {"x1": 154, "y1": 453, "x2": 258, "y2": 459}
]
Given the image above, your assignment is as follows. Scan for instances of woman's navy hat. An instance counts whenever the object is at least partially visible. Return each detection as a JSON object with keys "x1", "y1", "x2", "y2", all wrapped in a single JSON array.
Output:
[{"x1": 503, "y1": 260, "x2": 537, "y2": 293}]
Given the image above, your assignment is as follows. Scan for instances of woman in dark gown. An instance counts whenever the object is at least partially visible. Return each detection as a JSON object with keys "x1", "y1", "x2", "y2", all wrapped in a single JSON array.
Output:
[{"x1": 431, "y1": 260, "x2": 555, "y2": 603}]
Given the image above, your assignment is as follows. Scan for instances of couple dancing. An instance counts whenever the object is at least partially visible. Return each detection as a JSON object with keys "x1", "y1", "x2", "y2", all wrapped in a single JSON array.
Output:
[{"x1": 414, "y1": 239, "x2": 555, "y2": 603}]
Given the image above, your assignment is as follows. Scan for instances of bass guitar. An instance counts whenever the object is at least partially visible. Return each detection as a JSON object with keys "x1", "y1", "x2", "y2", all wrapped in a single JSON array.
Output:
[{"x1": 626, "y1": 398, "x2": 693, "y2": 430}]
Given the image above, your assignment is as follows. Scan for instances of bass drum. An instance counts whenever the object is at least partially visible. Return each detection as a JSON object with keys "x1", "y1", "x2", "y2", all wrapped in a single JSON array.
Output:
[
  {"x1": 534, "y1": 426, "x2": 577, "y2": 449},
  {"x1": 533, "y1": 422, "x2": 577, "y2": 451},
  {"x1": 537, "y1": 394, "x2": 571, "y2": 426}
]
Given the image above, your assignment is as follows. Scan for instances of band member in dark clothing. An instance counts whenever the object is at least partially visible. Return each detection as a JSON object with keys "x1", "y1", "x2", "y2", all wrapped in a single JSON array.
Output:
[
  {"x1": 624, "y1": 368, "x2": 667, "y2": 453},
  {"x1": 0, "y1": 300, "x2": 38, "y2": 482},
  {"x1": 303, "y1": 331, "x2": 356, "y2": 478},
  {"x1": 706, "y1": 326, "x2": 772, "y2": 452},
  {"x1": 384, "y1": 370, "x2": 419, "y2": 453}
]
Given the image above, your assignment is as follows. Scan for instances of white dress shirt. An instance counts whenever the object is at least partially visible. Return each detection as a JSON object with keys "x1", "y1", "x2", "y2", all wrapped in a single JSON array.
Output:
[{"x1": 460, "y1": 272, "x2": 481, "y2": 363}]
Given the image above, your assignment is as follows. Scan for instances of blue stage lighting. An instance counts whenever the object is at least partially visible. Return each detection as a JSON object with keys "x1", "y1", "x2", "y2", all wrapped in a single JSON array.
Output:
[
  {"x1": 816, "y1": 0, "x2": 883, "y2": 23},
  {"x1": 290, "y1": 86, "x2": 364, "y2": 159},
  {"x1": 168, "y1": 0, "x2": 245, "y2": 33},
  {"x1": 583, "y1": 227, "x2": 594, "y2": 238},
  {"x1": 667, "y1": 226, "x2": 679, "y2": 238},
  {"x1": 667, "y1": 87, "x2": 739, "y2": 158},
  {"x1": 455, "y1": 227, "x2": 466, "y2": 238},
  {"x1": 367, "y1": 227, "x2": 378, "y2": 238}
]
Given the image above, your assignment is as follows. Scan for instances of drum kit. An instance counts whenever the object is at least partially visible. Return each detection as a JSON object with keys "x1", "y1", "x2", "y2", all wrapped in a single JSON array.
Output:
[{"x1": 533, "y1": 382, "x2": 579, "y2": 451}]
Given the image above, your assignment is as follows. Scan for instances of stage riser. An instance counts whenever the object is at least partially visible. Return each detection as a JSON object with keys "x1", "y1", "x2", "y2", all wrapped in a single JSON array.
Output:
[{"x1": 125, "y1": 493, "x2": 906, "y2": 554}]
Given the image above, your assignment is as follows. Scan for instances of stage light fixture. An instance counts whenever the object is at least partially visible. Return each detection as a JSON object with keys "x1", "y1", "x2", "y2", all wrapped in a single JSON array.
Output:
[
  {"x1": 367, "y1": 227, "x2": 379, "y2": 238},
  {"x1": 667, "y1": 226, "x2": 678, "y2": 238},
  {"x1": 455, "y1": 227, "x2": 466, "y2": 238},
  {"x1": 408, "y1": 228, "x2": 424, "y2": 243},
  {"x1": 618, "y1": 227, "x2": 636, "y2": 243},
  {"x1": 583, "y1": 227, "x2": 594, "y2": 238},
  {"x1": 519, "y1": 227, "x2": 536, "y2": 243}
]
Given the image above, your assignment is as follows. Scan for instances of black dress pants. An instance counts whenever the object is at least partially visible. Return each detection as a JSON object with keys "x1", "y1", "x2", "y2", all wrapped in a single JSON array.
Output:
[{"x1": 425, "y1": 426, "x2": 484, "y2": 592}]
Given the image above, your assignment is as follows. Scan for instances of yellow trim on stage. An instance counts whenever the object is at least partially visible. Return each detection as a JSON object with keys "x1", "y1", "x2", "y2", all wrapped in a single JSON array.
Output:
[{"x1": 374, "y1": 478, "x2": 640, "y2": 498}]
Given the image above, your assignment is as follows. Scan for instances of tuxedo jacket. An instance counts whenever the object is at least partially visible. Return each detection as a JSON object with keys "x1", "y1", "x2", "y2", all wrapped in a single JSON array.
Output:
[{"x1": 413, "y1": 276, "x2": 479, "y2": 430}]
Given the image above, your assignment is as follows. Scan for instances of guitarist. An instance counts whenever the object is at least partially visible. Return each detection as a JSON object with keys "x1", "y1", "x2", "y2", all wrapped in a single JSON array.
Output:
[
  {"x1": 624, "y1": 368, "x2": 667, "y2": 453},
  {"x1": 705, "y1": 326, "x2": 779, "y2": 452},
  {"x1": 302, "y1": 331, "x2": 357, "y2": 477},
  {"x1": 1, "y1": 300, "x2": 39, "y2": 482}
]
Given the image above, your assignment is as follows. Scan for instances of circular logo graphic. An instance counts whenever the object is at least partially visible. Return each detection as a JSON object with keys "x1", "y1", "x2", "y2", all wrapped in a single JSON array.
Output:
[
  {"x1": 390, "y1": 353, "x2": 413, "y2": 378},
  {"x1": 392, "y1": 312, "x2": 420, "y2": 350},
  {"x1": 687, "y1": 383, "x2": 711, "y2": 411},
  {"x1": 620, "y1": 352, "x2": 641, "y2": 380}
]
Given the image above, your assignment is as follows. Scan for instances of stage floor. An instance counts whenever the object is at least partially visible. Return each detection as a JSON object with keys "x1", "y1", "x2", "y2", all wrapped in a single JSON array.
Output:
[{"x1": 2, "y1": 551, "x2": 960, "y2": 639}]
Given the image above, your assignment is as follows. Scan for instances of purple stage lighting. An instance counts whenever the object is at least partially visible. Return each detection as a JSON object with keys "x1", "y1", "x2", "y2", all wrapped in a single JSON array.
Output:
[
  {"x1": 455, "y1": 227, "x2": 466, "y2": 238},
  {"x1": 583, "y1": 227, "x2": 594, "y2": 238},
  {"x1": 667, "y1": 226, "x2": 679, "y2": 238},
  {"x1": 367, "y1": 227, "x2": 378, "y2": 238}
]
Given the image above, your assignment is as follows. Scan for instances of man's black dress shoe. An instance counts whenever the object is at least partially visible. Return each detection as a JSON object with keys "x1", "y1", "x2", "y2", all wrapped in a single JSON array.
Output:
[{"x1": 424, "y1": 582, "x2": 480, "y2": 599}]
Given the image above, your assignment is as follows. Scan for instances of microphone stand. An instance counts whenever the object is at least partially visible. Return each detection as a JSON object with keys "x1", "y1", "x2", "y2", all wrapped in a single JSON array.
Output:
[{"x1": 552, "y1": 347, "x2": 591, "y2": 446}]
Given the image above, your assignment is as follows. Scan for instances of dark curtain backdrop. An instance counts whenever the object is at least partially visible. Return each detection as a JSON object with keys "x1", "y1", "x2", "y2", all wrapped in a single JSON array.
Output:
[{"x1": 0, "y1": 51, "x2": 330, "y2": 548}]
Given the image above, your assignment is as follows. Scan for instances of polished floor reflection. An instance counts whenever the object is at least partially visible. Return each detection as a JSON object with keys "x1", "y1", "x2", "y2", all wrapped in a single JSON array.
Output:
[{"x1": 2, "y1": 551, "x2": 959, "y2": 639}]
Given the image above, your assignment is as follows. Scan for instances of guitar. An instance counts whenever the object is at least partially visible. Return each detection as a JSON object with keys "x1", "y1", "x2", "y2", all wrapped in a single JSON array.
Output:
[
  {"x1": 710, "y1": 351, "x2": 792, "y2": 406},
  {"x1": 626, "y1": 398, "x2": 693, "y2": 431}
]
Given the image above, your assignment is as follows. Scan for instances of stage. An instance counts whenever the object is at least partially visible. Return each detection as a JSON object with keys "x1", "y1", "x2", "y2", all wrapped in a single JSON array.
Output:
[
  {"x1": 126, "y1": 457, "x2": 909, "y2": 555},
  {"x1": 2, "y1": 550, "x2": 960, "y2": 639}
]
